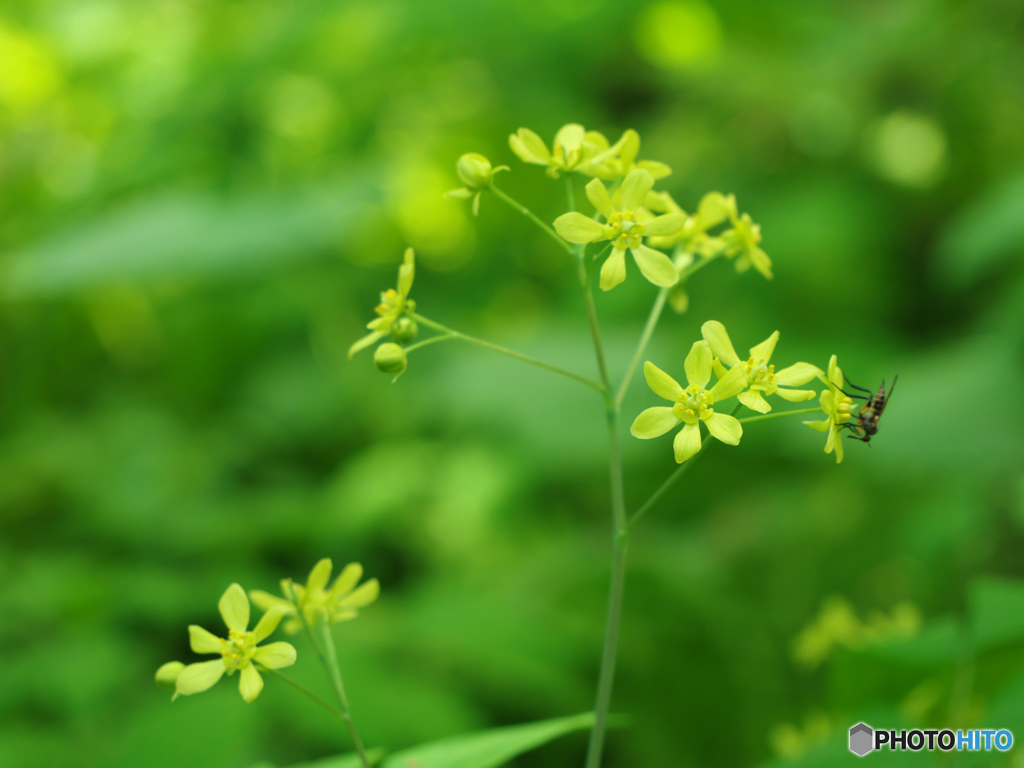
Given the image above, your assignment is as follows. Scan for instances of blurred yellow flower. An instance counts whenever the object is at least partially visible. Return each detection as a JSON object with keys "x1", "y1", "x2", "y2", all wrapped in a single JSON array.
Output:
[
  {"x1": 171, "y1": 584, "x2": 296, "y2": 703},
  {"x1": 349, "y1": 248, "x2": 416, "y2": 359},
  {"x1": 250, "y1": 558, "x2": 380, "y2": 634}
]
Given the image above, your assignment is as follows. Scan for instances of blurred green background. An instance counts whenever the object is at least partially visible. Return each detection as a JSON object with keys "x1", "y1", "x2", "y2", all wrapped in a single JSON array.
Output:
[{"x1": 2, "y1": 0, "x2": 1024, "y2": 766}]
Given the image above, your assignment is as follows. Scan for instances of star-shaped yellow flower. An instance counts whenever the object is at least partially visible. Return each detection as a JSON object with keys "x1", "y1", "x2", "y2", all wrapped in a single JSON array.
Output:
[
  {"x1": 631, "y1": 340, "x2": 748, "y2": 463},
  {"x1": 553, "y1": 168, "x2": 683, "y2": 290},
  {"x1": 349, "y1": 248, "x2": 415, "y2": 359},
  {"x1": 172, "y1": 584, "x2": 296, "y2": 703},
  {"x1": 701, "y1": 321, "x2": 820, "y2": 414}
]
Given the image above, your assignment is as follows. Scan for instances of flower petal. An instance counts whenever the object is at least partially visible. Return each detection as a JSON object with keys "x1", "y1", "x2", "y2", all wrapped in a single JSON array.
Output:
[
  {"x1": 673, "y1": 423, "x2": 702, "y2": 463},
  {"x1": 630, "y1": 407, "x2": 682, "y2": 439},
  {"x1": 618, "y1": 129, "x2": 640, "y2": 166},
  {"x1": 684, "y1": 340, "x2": 713, "y2": 389},
  {"x1": 637, "y1": 160, "x2": 672, "y2": 179},
  {"x1": 189, "y1": 625, "x2": 222, "y2": 655},
  {"x1": 776, "y1": 387, "x2": 817, "y2": 402},
  {"x1": 803, "y1": 419, "x2": 831, "y2": 433},
  {"x1": 219, "y1": 583, "x2": 250, "y2": 633},
  {"x1": 174, "y1": 660, "x2": 225, "y2": 698},
  {"x1": 704, "y1": 412, "x2": 743, "y2": 445},
  {"x1": 750, "y1": 246, "x2": 773, "y2": 279},
  {"x1": 585, "y1": 177, "x2": 616, "y2": 218},
  {"x1": 631, "y1": 244, "x2": 678, "y2": 287},
  {"x1": 252, "y1": 605, "x2": 291, "y2": 642},
  {"x1": 347, "y1": 330, "x2": 386, "y2": 360},
  {"x1": 337, "y1": 578, "x2": 380, "y2": 609},
  {"x1": 621, "y1": 168, "x2": 655, "y2": 212},
  {"x1": 509, "y1": 128, "x2": 550, "y2": 165},
  {"x1": 737, "y1": 390, "x2": 771, "y2": 413},
  {"x1": 775, "y1": 362, "x2": 823, "y2": 387},
  {"x1": 554, "y1": 212, "x2": 606, "y2": 244},
  {"x1": 642, "y1": 212, "x2": 685, "y2": 237},
  {"x1": 710, "y1": 364, "x2": 749, "y2": 401},
  {"x1": 697, "y1": 192, "x2": 734, "y2": 228},
  {"x1": 238, "y1": 664, "x2": 264, "y2": 703},
  {"x1": 305, "y1": 558, "x2": 333, "y2": 592},
  {"x1": 329, "y1": 562, "x2": 363, "y2": 598},
  {"x1": 554, "y1": 123, "x2": 586, "y2": 151},
  {"x1": 833, "y1": 428, "x2": 845, "y2": 463},
  {"x1": 253, "y1": 641, "x2": 297, "y2": 670},
  {"x1": 397, "y1": 248, "x2": 415, "y2": 299},
  {"x1": 749, "y1": 331, "x2": 779, "y2": 363},
  {"x1": 701, "y1": 321, "x2": 741, "y2": 367},
  {"x1": 644, "y1": 361, "x2": 684, "y2": 401},
  {"x1": 599, "y1": 248, "x2": 627, "y2": 291},
  {"x1": 249, "y1": 589, "x2": 294, "y2": 613}
]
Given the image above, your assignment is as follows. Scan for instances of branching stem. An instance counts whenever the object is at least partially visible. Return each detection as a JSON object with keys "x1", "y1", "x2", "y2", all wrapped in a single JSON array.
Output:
[{"x1": 411, "y1": 313, "x2": 603, "y2": 392}]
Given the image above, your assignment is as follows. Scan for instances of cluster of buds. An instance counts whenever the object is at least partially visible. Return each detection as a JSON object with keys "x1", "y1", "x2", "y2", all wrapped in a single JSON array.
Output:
[{"x1": 348, "y1": 248, "x2": 418, "y2": 379}]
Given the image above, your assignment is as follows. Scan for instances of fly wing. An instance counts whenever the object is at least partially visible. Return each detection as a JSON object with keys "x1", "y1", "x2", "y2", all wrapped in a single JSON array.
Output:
[{"x1": 876, "y1": 375, "x2": 898, "y2": 418}]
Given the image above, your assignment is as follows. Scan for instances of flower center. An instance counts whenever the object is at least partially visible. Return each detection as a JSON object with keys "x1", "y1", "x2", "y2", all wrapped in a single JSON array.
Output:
[
  {"x1": 609, "y1": 212, "x2": 644, "y2": 249},
  {"x1": 221, "y1": 629, "x2": 255, "y2": 674},
  {"x1": 744, "y1": 357, "x2": 775, "y2": 387},
  {"x1": 834, "y1": 393, "x2": 855, "y2": 424},
  {"x1": 672, "y1": 384, "x2": 715, "y2": 424}
]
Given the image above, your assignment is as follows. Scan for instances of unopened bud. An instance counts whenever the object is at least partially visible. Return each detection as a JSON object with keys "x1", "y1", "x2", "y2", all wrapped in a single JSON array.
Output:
[
  {"x1": 456, "y1": 153, "x2": 495, "y2": 191},
  {"x1": 390, "y1": 316, "x2": 418, "y2": 344},
  {"x1": 374, "y1": 343, "x2": 407, "y2": 376},
  {"x1": 155, "y1": 661, "x2": 185, "y2": 689}
]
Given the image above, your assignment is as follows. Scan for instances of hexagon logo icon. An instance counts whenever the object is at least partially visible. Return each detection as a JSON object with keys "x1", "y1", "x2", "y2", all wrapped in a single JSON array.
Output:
[{"x1": 849, "y1": 723, "x2": 874, "y2": 756}]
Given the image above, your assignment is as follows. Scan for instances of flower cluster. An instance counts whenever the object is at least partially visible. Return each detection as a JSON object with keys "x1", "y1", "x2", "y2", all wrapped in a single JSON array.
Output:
[
  {"x1": 156, "y1": 561, "x2": 379, "y2": 704},
  {"x1": 632, "y1": 321, "x2": 826, "y2": 463},
  {"x1": 508, "y1": 124, "x2": 668, "y2": 180},
  {"x1": 349, "y1": 248, "x2": 418, "y2": 379}
]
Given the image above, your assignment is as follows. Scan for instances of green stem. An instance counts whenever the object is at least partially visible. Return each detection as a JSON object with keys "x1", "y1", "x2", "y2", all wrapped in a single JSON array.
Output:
[
  {"x1": 565, "y1": 175, "x2": 576, "y2": 212},
  {"x1": 627, "y1": 402, "x2": 741, "y2": 530},
  {"x1": 283, "y1": 581, "x2": 371, "y2": 768},
  {"x1": 260, "y1": 666, "x2": 346, "y2": 720},
  {"x1": 738, "y1": 407, "x2": 821, "y2": 424},
  {"x1": 411, "y1": 312, "x2": 603, "y2": 392},
  {"x1": 402, "y1": 334, "x2": 455, "y2": 355},
  {"x1": 615, "y1": 287, "x2": 668, "y2": 408},
  {"x1": 679, "y1": 250, "x2": 721, "y2": 281},
  {"x1": 579, "y1": 249, "x2": 628, "y2": 768},
  {"x1": 491, "y1": 184, "x2": 573, "y2": 255}
]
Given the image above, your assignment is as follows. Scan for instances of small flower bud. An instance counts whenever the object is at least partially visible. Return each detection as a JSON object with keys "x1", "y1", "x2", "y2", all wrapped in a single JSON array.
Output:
[
  {"x1": 374, "y1": 343, "x2": 407, "y2": 376},
  {"x1": 456, "y1": 153, "x2": 496, "y2": 191},
  {"x1": 390, "y1": 316, "x2": 418, "y2": 344},
  {"x1": 155, "y1": 661, "x2": 185, "y2": 689}
]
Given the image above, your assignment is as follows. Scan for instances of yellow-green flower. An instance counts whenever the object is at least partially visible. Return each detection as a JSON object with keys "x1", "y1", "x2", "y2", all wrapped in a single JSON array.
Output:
[
  {"x1": 722, "y1": 210, "x2": 773, "y2": 279},
  {"x1": 803, "y1": 355, "x2": 856, "y2": 463},
  {"x1": 250, "y1": 558, "x2": 380, "y2": 634},
  {"x1": 579, "y1": 129, "x2": 671, "y2": 180},
  {"x1": 509, "y1": 124, "x2": 605, "y2": 178},
  {"x1": 701, "y1": 321, "x2": 820, "y2": 414},
  {"x1": 553, "y1": 169, "x2": 683, "y2": 291},
  {"x1": 445, "y1": 153, "x2": 508, "y2": 215},
  {"x1": 644, "y1": 191, "x2": 733, "y2": 255},
  {"x1": 631, "y1": 340, "x2": 749, "y2": 463},
  {"x1": 172, "y1": 584, "x2": 296, "y2": 703},
  {"x1": 349, "y1": 248, "x2": 415, "y2": 359}
]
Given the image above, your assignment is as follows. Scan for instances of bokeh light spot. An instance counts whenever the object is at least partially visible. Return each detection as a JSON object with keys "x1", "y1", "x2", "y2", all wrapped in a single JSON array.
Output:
[
  {"x1": 868, "y1": 110, "x2": 947, "y2": 188},
  {"x1": 634, "y1": 1, "x2": 722, "y2": 71}
]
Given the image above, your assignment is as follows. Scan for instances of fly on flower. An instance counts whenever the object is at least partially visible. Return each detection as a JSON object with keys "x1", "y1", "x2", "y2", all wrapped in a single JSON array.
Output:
[
  {"x1": 841, "y1": 375, "x2": 898, "y2": 443},
  {"x1": 349, "y1": 248, "x2": 416, "y2": 359}
]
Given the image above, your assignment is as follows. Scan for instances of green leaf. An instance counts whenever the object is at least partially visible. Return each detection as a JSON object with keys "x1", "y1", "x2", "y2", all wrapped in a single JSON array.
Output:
[
  {"x1": 382, "y1": 713, "x2": 593, "y2": 768},
  {"x1": 2, "y1": 177, "x2": 377, "y2": 298},
  {"x1": 970, "y1": 577, "x2": 1024, "y2": 650},
  {"x1": 267, "y1": 714, "x2": 593, "y2": 768}
]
